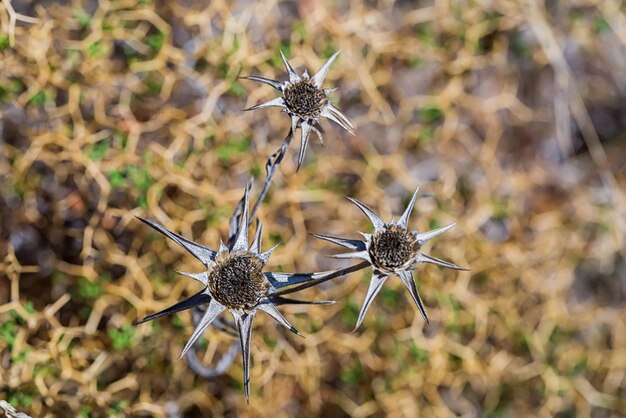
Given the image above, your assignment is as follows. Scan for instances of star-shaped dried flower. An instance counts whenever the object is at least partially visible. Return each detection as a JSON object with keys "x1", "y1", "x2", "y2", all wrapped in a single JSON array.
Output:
[
  {"x1": 136, "y1": 185, "x2": 335, "y2": 401},
  {"x1": 314, "y1": 187, "x2": 467, "y2": 330},
  {"x1": 242, "y1": 50, "x2": 354, "y2": 169}
]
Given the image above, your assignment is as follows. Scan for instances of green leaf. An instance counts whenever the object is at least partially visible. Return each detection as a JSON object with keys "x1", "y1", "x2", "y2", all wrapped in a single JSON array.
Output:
[
  {"x1": 0, "y1": 34, "x2": 10, "y2": 52},
  {"x1": 145, "y1": 32, "x2": 165, "y2": 54},
  {"x1": 77, "y1": 277, "x2": 103, "y2": 299},
  {"x1": 114, "y1": 130, "x2": 128, "y2": 149},
  {"x1": 109, "y1": 401, "x2": 128, "y2": 416},
  {"x1": 28, "y1": 91, "x2": 49, "y2": 106},
  {"x1": 415, "y1": 23, "x2": 437, "y2": 46},
  {"x1": 381, "y1": 287, "x2": 403, "y2": 308},
  {"x1": 409, "y1": 341, "x2": 429, "y2": 363},
  {"x1": 128, "y1": 165, "x2": 154, "y2": 192},
  {"x1": 74, "y1": 9, "x2": 91, "y2": 29},
  {"x1": 87, "y1": 40, "x2": 105, "y2": 58},
  {"x1": 420, "y1": 105, "x2": 443, "y2": 123},
  {"x1": 428, "y1": 219, "x2": 442, "y2": 230},
  {"x1": 89, "y1": 140, "x2": 109, "y2": 161},
  {"x1": 12, "y1": 349, "x2": 31, "y2": 363},
  {"x1": 78, "y1": 405, "x2": 92, "y2": 418},
  {"x1": 107, "y1": 168, "x2": 126, "y2": 188},
  {"x1": 407, "y1": 56, "x2": 423, "y2": 68},
  {"x1": 171, "y1": 315, "x2": 185, "y2": 330},
  {"x1": 108, "y1": 324, "x2": 136, "y2": 350},
  {"x1": 270, "y1": 42, "x2": 291, "y2": 68},
  {"x1": 0, "y1": 320, "x2": 18, "y2": 348},
  {"x1": 510, "y1": 33, "x2": 530, "y2": 58},
  {"x1": 340, "y1": 360, "x2": 364, "y2": 385},
  {"x1": 292, "y1": 20, "x2": 307, "y2": 39},
  {"x1": 143, "y1": 73, "x2": 163, "y2": 95},
  {"x1": 23, "y1": 301, "x2": 35, "y2": 313}
]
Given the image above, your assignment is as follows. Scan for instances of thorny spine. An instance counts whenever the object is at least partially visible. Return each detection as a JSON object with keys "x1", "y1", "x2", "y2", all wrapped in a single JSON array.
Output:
[{"x1": 136, "y1": 180, "x2": 365, "y2": 400}]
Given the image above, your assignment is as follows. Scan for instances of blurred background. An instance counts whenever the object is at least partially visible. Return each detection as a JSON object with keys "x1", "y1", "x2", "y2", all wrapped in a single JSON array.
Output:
[{"x1": 1, "y1": 0, "x2": 625, "y2": 416}]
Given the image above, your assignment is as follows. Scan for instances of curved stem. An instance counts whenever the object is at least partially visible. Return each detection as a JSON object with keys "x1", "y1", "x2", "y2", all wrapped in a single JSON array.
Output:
[
  {"x1": 227, "y1": 129, "x2": 294, "y2": 246},
  {"x1": 270, "y1": 261, "x2": 370, "y2": 296},
  {"x1": 186, "y1": 307, "x2": 238, "y2": 378},
  {"x1": 185, "y1": 341, "x2": 239, "y2": 378}
]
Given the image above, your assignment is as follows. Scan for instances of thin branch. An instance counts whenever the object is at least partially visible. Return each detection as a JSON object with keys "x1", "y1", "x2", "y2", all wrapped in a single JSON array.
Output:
[
  {"x1": 227, "y1": 129, "x2": 293, "y2": 247},
  {"x1": 185, "y1": 341, "x2": 239, "y2": 379},
  {"x1": 0, "y1": 400, "x2": 31, "y2": 418},
  {"x1": 185, "y1": 307, "x2": 238, "y2": 378},
  {"x1": 195, "y1": 126, "x2": 352, "y2": 380},
  {"x1": 249, "y1": 129, "x2": 294, "y2": 222},
  {"x1": 192, "y1": 128, "x2": 295, "y2": 379}
]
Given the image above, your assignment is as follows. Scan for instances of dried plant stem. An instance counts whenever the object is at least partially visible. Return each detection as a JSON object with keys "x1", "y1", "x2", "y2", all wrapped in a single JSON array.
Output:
[
  {"x1": 271, "y1": 261, "x2": 370, "y2": 296},
  {"x1": 1, "y1": 0, "x2": 38, "y2": 47},
  {"x1": 186, "y1": 309, "x2": 239, "y2": 377},
  {"x1": 227, "y1": 129, "x2": 294, "y2": 246},
  {"x1": 189, "y1": 132, "x2": 295, "y2": 378},
  {"x1": 0, "y1": 400, "x2": 31, "y2": 418},
  {"x1": 185, "y1": 342, "x2": 239, "y2": 378},
  {"x1": 249, "y1": 129, "x2": 294, "y2": 223}
]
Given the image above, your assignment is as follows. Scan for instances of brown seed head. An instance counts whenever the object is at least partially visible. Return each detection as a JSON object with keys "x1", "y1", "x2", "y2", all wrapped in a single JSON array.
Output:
[
  {"x1": 283, "y1": 80, "x2": 327, "y2": 119},
  {"x1": 207, "y1": 252, "x2": 268, "y2": 311},
  {"x1": 368, "y1": 225, "x2": 420, "y2": 272}
]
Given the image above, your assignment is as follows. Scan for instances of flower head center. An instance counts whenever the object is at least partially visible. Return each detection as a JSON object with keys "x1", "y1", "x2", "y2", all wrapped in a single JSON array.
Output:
[
  {"x1": 369, "y1": 226, "x2": 419, "y2": 271},
  {"x1": 207, "y1": 252, "x2": 268, "y2": 311},
  {"x1": 283, "y1": 80, "x2": 326, "y2": 119}
]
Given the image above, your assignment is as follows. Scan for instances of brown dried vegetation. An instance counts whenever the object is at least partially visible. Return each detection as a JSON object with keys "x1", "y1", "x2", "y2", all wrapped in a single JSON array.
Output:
[{"x1": 1, "y1": 0, "x2": 625, "y2": 417}]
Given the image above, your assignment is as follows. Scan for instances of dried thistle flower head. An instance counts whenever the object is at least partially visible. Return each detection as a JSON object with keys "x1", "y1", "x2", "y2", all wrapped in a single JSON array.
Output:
[
  {"x1": 242, "y1": 50, "x2": 354, "y2": 169},
  {"x1": 369, "y1": 225, "x2": 420, "y2": 272},
  {"x1": 314, "y1": 187, "x2": 467, "y2": 330},
  {"x1": 207, "y1": 251, "x2": 267, "y2": 311},
  {"x1": 282, "y1": 79, "x2": 328, "y2": 119},
  {"x1": 136, "y1": 185, "x2": 335, "y2": 401}
]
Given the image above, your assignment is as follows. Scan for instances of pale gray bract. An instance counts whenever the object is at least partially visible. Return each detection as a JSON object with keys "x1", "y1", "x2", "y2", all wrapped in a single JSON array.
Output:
[
  {"x1": 242, "y1": 50, "x2": 354, "y2": 169},
  {"x1": 315, "y1": 187, "x2": 468, "y2": 331},
  {"x1": 136, "y1": 185, "x2": 338, "y2": 401}
]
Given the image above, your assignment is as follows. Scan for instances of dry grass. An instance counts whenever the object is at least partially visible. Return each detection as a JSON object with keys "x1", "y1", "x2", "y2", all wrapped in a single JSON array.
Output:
[{"x1": 1, "y1": 0, "x2": 625, "y2": 417}]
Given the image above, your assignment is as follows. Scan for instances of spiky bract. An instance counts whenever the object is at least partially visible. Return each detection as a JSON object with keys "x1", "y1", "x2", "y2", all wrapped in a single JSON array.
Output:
[
  {"x1": 136, "y1": 183, "x2": 341, "y2": 400},
  {"x1": 315, "y1": 187, "x2": 467, "y2": 330},
  {"x1": 243, "y1": 50, "x2": 354, "y2": 169}
]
